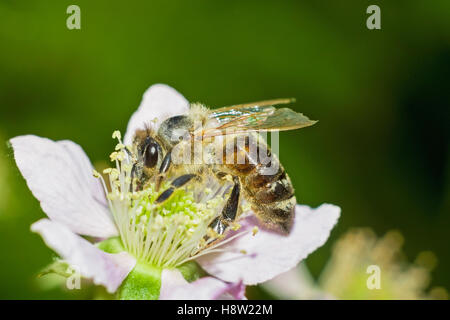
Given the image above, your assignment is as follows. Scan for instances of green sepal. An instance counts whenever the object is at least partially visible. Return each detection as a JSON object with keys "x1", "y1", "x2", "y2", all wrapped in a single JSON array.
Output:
[
  {"x1": 96, "y1": 237, "x2": 162, "y2": 300},
  {"x1": 96, "y1": 237, "x2": 204, "y2": 300},
  {"x1": 96, "y1": 236, "x2": 124, "y2": 254},
  {"x1": 177, "y1": 261, "x2": 204, "y2": 282},
  {"x1": 117, "y1": 263, "x2": 162, "y2": 300}
]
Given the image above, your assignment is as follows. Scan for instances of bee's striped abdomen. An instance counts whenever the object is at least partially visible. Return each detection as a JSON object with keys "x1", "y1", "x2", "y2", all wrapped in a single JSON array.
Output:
[{"x1": 222, "y1": 134, "x2": 296, "y2": 233}]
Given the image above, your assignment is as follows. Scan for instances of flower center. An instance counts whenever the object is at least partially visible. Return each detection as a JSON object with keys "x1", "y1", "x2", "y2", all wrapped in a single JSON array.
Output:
[{"x1": 93, "y1": 131, "x2": 242, "y2": 268}]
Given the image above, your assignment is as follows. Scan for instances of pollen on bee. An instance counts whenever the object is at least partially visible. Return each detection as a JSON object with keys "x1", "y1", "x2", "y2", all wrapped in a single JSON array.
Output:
[{"x1": 242, "y1": 202, "x2": 252, "y2": 212}]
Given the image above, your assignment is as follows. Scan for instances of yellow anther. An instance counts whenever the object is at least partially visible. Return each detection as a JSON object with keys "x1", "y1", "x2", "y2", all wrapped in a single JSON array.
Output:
[
  {"x1": 103, "y1": 168, "x2": 112, "y2": 174},
  {"x1": 155, "y1": 215, "x2": 164, "y2": 226},
  {"x1": 185, "y1": 230, "x2": 194, "y2": 238},
  {"x1": 131, "y1": 192, "x2": 140, "y2": 200},
  {"x1": 107, "y1": 193, "x2": 117, "y2": 200},
  {"x1": 112, "y1": 130, "x2": 122, "y2": 140},
  {"x1": 110, "y1": 152, "x2": 118, "y2": 161},
  {"x1": 110, "y1": 169, "x2": 120, "y2": 180},
  {"x1": 92, "y1": 170, "x2": 101, "y2": 178},
  {"x1": 115, "y1": 143, "x2": 125, "y2": 151},
  {"x1": 240, "y1": 249, "x2": 247, "y2": 254},
  {"x1": 116, "y1": 151, "x2": 125, "y2": 161},
  {"x1": 252, "y1": 226, "x2": 259, "y2": 236},
  {"x1": 231, "y1": 223, "x2": 241, "y2": 231}
]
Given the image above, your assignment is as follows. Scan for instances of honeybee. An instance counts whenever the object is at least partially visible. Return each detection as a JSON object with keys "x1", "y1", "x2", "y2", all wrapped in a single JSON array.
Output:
[{"x1": 130, "y1": 98, "x2": 316, "y2": 234}]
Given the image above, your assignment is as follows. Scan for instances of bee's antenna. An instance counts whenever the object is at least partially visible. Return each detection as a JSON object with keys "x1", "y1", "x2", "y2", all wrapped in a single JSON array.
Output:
[{"x1": 130, "y1": 162, "x2": 137, "y2": 193}]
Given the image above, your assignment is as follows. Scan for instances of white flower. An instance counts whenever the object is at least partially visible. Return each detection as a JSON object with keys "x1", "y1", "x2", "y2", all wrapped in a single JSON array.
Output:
[
  {"x1": 263, "y1": 228, "x2": 449, "y2": 300},
  {"x1": 10, "y1": 84, "x2": 340, "y2": 299}
]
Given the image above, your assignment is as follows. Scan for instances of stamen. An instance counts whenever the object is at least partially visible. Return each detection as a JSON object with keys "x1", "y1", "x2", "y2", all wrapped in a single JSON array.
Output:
[
  {"x1": 95, "y1": 130, "x2": 253, "y2": 269},
  {"x1": 92, "y1": 169, "x2": 114, "y2": 209},
  {"x1": 112, "y1": 130, "x2": 122, "y2": 140},
  {"x1": 177, "y1": 228, "x2": 254, "y2": 265}
]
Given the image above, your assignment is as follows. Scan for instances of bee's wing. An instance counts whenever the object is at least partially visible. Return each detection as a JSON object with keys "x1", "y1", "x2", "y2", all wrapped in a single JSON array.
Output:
[
  {"x1": 211, "y1": 98, "x2": 295, "y2": 113},
  {"x1": 196, "y1": 99, "x2": 317, "y2": 138}
]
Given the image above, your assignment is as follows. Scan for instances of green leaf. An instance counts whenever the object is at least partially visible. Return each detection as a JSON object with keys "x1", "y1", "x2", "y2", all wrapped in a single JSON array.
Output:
[{"x1": 117, "y1": 263, "x2": 162, "y2": 300}]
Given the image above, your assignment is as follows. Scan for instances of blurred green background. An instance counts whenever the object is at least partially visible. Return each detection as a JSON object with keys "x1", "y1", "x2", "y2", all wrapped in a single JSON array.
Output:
[{"x1": 0, "y1": 0, "x2": 448, "y2": 299}]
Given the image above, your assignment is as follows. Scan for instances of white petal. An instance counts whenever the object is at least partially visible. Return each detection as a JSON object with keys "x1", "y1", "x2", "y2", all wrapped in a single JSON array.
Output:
[
  {"x1": 124, "y1": 84, "x2": 190, "y2": 145},
  {"x1": 159, "y1": 269, "x2": 245, "y2": 300},
  {"x1": 197, "y1": 204, "x2": 340, "y2": 285},
  {"x1": 31, "y1": 219, "x2": 136, "y2": 293},
  {"x1": 10, "y1": 135, "x2": 118, "y2": 238}
]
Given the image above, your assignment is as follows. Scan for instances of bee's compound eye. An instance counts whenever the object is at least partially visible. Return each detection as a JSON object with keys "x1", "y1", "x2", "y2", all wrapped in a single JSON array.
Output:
[{"x1": 144, "y1": 141, "x2": 159, "y2": 168}]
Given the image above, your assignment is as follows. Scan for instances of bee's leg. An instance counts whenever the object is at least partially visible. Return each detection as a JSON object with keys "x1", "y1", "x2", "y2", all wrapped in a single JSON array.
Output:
[
  {"x1": 124, "y1": 146, "x2": 133, "y2": 158},
  {"x1": 209, "y1": 217, "x2": 227, "y2": 235},
  {"x1": 155, "y1": 173, "x2": 198, "y2": 203},
  {"x1": 130, "y1": 162, "x2": 137, "y2": 192},
  {"x1": 155, "y1": 150, "x2": 172, "y2": 191},
  {"x1": 221, "y1": 176, "x2": 241, "y2": 222},
  {"x1": 209, "y1": 176, "x2": 241, "y2": 235}
]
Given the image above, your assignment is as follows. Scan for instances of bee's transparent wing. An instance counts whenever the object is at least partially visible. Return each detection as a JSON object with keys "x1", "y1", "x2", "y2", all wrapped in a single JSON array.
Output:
[{"x1": 197, "y1": 99, "x2": 317, "y2": 138}]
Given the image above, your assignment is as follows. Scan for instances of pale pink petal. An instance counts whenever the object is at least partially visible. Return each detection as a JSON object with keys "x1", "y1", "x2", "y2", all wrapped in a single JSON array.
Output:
[
  {"x1": 58, "y1": 140, "x2": 108, "y2": 207},
  {"x1": 159, "y1": 269, "x2": 245, "y2": 300},
  {"x1": 197, "y1": 204, "x2": 340, "y2": 285},
  {"x1": 10, "y1": 135, "x2": 118, "y2": 238},
  {"x1": 31, "y1": 219, "x2": 136, "y2": 293},
  {"x1": 124, "y1": 84, "x2": 190, "y2": 145}
]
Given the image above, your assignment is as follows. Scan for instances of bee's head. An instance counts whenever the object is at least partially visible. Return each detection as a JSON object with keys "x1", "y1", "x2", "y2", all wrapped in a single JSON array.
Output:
[
  {"x1": 133, "y1": 129, "x2": 165, "y2": 186},
  {"x1": 140, "y1": 135, "x2": 163, "y2": 168}
]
